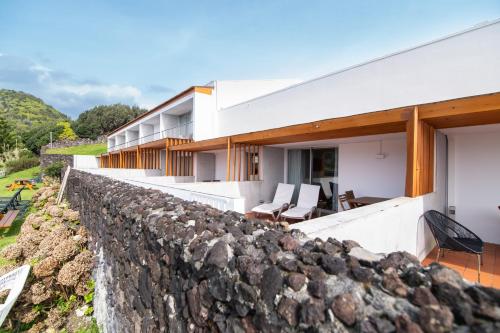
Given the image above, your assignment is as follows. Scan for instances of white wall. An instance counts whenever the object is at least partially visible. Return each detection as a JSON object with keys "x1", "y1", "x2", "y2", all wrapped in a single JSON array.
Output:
[
  {"x1": 195, "y1": 153, "x2": 216, "y2": 182},
  {"x1": 338, "y1": 138, "x2": 406, "y2": 198},
  {"x1": 139, "y1": 124, "x2": 153, "y2": 143},
  {"x1": 214, "y1": 151, "x2": 227, "y2": 181},
  {"x1": 215, "y1": 79, "x2": 301, "y2": 110},
  {"x1": 193, "y1": 92, "x2": 217, "y2": 141},
  {"x1": 125, "y1": 130, "x2": 139, "y2": 146},
  {"x1": 261, "y1": 147, "x2": 285, "y2": 202},
  {"x1": 294, "y1": 195, "x2": 439, "y2": 260},
  {"x1": 217, "y1": 21, "x2": 500, "y2": 137},
  {"x1": 115, "y1": 135, "x2": 125, "y2": 146},
  {"x1": 447, "y1": 129, "x2": 500, "y2": 244},
  {"x1": 161, "y1": 114, "x2": 180, "y2": 132},
  {"x1": 78, "y1": 168, "x2": 163, "y2": 178},
  {"x1": 73, "y1": 156, "x2": 98, "y2": 169}
]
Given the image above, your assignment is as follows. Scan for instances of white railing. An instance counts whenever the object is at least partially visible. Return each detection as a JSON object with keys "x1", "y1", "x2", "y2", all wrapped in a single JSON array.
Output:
[{"x1": 107, "y1": 122, "x2": 193, "y2": 152}]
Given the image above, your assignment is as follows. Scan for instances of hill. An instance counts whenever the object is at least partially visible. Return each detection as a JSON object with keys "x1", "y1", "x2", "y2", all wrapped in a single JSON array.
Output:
[{"x1": 0, "y1": 89, "x2": 69, "y2": 131}]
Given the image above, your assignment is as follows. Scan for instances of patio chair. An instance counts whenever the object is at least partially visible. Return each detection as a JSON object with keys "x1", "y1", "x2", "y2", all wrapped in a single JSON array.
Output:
[
  {"x1": 345, "y1": 190, "x2": 359, "y2": 209},
  {"x1": 251, "y1": 183, "x2": 295, "y2": 221},
  {"x1": 338, "y1": 194, "x2": 351, "y2": 211},
  {"x1": 423, "y1": 210, "x2": 484, "y2": 282},
  {"x1": 280, "y1": 184, "x2": 320, "y2": 221}
]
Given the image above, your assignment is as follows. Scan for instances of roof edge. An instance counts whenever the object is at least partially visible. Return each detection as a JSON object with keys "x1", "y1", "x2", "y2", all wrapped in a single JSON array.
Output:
[{"x1": 107, "y1": 85, "x2": 213, "y2": 136}]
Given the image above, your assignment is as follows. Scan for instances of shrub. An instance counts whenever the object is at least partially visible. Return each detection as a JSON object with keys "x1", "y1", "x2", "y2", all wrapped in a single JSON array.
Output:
[
  {"x1": 44, "y1": 161, "x2": 65, "y2": 179},
  {"x1": 5, "y1": 156, "x2": 40, "y2": 174},
  {"x1": 57, "y1": 121, "x2": 78, "y2": 141},
  {"x1": 21, "y1": 123, "x2": 65, "y2": 154}
]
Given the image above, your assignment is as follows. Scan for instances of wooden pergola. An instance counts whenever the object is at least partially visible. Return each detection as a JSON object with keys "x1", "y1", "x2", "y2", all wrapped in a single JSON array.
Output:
[
  {"x1": 100, "y1": 138, "x2": 194, "y2": 176},
  {"x1": 100, "y1": 92, "x2": 500, "y2": 197},
  {"x1": 169, "y1": 92, "x2": 500, "y2": 197}
]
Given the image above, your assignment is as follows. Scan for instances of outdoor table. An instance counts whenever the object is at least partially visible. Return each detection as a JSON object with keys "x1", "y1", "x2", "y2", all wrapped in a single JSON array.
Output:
[
  {"x1": 348, "y1": 197, "x2": 390, "y2": 207},
  {"x1": 7, "y1": 179, "x2": 35, "y2": 191}
]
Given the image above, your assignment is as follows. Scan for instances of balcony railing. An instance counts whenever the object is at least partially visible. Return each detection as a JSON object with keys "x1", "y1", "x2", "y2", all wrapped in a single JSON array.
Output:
[{"x1": 108, "y1": 122, "x2": 193, "y2": 152}]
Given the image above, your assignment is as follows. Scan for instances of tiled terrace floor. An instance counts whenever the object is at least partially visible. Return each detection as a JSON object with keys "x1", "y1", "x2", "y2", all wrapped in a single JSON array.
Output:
[{"x1": 422, "y1": 243, "x2": 500, "y2": 288}]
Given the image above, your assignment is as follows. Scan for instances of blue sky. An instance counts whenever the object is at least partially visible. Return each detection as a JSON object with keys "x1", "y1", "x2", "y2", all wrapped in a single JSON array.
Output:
[{"x1": 1, "y1": 1, "x2": 499, "y2": 118}]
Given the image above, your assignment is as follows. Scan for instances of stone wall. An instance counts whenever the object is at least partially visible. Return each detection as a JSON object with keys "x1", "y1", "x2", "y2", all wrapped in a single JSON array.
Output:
[
  {"x1": 40, "y1": 153, "x2": 74, "y2": 169},
  {"x1": 65, "y1": 169, "x2": 500, "y2": 333},
  {"x1": 41, "y1": 136, "x2": 105, "y2": 153}
]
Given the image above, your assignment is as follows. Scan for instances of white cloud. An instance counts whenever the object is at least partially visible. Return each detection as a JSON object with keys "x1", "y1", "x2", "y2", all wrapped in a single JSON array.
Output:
[
  {"x1": 56, "y1": 83, "x2": 141, "y2": 99},
  {"x1": 0, "y1": 54, "x2": 148, "y2": 117}
]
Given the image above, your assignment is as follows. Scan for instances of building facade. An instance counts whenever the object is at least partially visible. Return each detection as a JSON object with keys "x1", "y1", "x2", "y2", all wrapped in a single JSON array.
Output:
[{"x1": 97, "y1": 20, "x2": 500, "y2": 258}]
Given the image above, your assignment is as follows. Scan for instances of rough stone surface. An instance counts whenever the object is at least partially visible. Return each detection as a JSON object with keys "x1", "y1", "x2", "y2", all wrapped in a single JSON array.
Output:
[
  {"x1": 349, "y1": 246, "x2": 384, "y2": 265},
  {"x1": 64, "y1": 170, "x2": 500, "y2": 333},
  {"x1": 331, "y1": 293, "x2": 358, "y2": 326}
]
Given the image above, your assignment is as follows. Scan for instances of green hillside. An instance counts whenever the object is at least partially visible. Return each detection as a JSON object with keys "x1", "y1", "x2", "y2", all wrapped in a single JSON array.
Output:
[{"x1": 0, "y1": 89, "x2": 69, "y2": 131}]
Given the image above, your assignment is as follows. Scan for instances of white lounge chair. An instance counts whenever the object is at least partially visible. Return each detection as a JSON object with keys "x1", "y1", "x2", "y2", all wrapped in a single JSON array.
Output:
[
  {"x1": 280, "y1": 184, "x2": 320, "y2": 221},
  {"x1": 251, "y1": 183, "x2": 295, "y2": 220}
]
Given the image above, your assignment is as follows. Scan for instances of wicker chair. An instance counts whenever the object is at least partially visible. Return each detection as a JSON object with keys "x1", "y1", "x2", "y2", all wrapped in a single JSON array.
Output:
[{"x1": 423, "y1": 210, "x2": 483, "y2": 282}]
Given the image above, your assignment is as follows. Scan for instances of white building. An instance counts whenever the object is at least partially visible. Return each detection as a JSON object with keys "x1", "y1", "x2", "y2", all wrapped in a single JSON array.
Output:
[{"x1": 96, "y1": 20, "x2": 500, "y2": 262}]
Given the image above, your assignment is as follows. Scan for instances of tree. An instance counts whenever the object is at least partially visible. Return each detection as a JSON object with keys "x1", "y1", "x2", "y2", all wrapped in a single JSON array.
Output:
[
  {"x1": 21, "y1": 123, "x2": 64, "y2": 154},
  {"x1": 57, "y1": 121, "x2": 77, "y2": 140},
  {"x1": 72, "y1": 104, "x2": 147, "y2": 139},
  {"x1": 0, "y1": 115, "x2": 16, "y2": 153}
]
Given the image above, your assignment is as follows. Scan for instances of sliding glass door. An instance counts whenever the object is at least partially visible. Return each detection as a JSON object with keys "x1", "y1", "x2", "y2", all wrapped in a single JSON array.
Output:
[{"x1": 287, "y1": 147, "x2": 338, "y2": 211}]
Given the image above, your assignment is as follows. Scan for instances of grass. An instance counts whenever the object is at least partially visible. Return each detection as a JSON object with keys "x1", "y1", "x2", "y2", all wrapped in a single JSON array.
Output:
[
  {"x1": 0, "y1": 167, "x2": 40, "y2": 265},
  {"x1": 45, "y1": 143, "x2": 107, "y2": 156},
  {"x1": 0, "y1": 202, "x2": 34, "y2": 266},
  {"x1": 0, "y1": 166, "x2": 41, "y2": 200}
]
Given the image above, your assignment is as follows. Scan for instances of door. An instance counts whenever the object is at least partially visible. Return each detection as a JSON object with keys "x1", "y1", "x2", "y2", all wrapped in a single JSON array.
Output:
[{"x1": 287, "y1": 148, "x2": 338, "y2": 211}]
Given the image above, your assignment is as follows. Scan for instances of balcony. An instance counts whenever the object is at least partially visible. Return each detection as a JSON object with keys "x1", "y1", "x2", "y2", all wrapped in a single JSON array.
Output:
[{"x1": 108, "y1": 122, "x2": 193, "y2": 152}]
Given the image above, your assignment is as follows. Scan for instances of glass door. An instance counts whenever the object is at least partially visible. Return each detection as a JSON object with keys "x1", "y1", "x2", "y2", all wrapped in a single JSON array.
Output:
[
  {"x1": 287, "y1": 147, "x2": 338, "y2": 211},
  {"x1": 287, "y1": 149, "x2": 310, "y2": 203}
]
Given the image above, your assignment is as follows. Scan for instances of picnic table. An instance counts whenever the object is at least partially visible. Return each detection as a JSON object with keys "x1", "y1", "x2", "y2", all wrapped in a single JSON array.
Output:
[
  {"x1": 348, "y1": 196, "x2": 390, "y2": 207},
  {"x1": 5, "y1": 179, "x2": 37, "y2": 191},
  {"x1": 0, "y1": 188, "x2": 24, "y2": 229}
]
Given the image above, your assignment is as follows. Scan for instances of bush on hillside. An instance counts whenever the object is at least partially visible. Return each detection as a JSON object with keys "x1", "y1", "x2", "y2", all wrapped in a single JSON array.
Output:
[
  {"x1": 44, "y1": 161, "x2": 65, "y2": 179},
  {"x1": 5, "y1": 156, "x2": 40, "y2": 174},
  {"x1": 57, "y1": 121, "x2": 78, "y2": 141},
  {"x1": 0, "y1": 115, "x2": 17, "y2": 153},
  {"x1": 21, "y1": 123, "x2": 65, "y2": 154},
  {"x1": 72, "y1": 104, "x2": 147, "y2": 139}
]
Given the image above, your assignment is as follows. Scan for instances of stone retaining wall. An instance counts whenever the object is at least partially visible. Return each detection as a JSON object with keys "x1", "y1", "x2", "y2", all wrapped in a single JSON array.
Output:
[
  {"x1": 41, "y1": 136, "x2": 105, "y2": 153},
  {"x1": 40, "y1": 153, "x2": 74, "y2": 169},
  {"x1": 65, "y1": 169, "x2": 500, "y2": 333}
]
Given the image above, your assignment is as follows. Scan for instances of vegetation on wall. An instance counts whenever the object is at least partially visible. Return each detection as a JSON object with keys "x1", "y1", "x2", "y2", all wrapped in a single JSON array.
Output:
[
  {"x1": 44, "y1": 161, "x2": 65, "y2": 179},
  {"x1": 72, "y1": 104, "x2": 147, "y2": 139}
]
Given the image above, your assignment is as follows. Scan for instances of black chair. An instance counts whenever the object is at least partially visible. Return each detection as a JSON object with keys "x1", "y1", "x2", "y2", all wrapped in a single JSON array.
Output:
[{"x1": 423, "y1": 210, "x2": 483, "y2": 282}]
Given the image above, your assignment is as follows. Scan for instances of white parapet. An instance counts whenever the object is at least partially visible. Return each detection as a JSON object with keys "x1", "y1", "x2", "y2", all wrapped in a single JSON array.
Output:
[{"x1": 293, "y1": 194, "x2": 441, "y2": 260}]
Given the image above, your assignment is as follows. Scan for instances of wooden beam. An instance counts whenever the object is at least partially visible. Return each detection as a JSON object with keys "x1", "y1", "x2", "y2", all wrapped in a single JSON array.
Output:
[
  {"x1": 428, "y1": 126, "x2": 435, "y2": 193},
  {"x1": 405, "y1": 106, "x2": 436, "y2": 197},
  {"x1": 405, "y1": 107, "x2": 419, "y2": 197},
  {"x1": 226, "y1": 137, "x2": 231, "y2": 181},
  {"x1": 190, "y1": 152, "x2": 194, "y2": 176},
  {"x1": 237, "y1": 144, "x2": 241, "y2": 181},
  {"x1": 232, "y1": 143, "x2": 236, "y2": 181},
  {"x1": 173, "y1": 150, "x2": 177, "y2": 176},
  {"x1": 246, "y1": 144, "x2": 250, "y2": 181}
]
